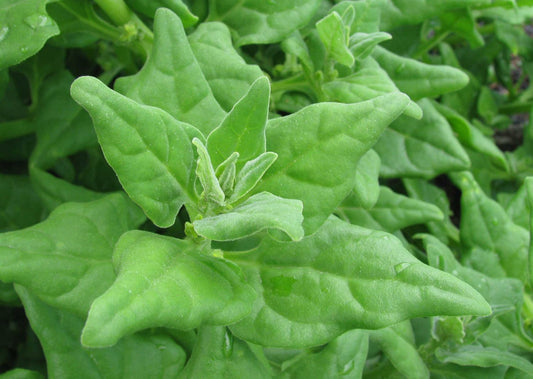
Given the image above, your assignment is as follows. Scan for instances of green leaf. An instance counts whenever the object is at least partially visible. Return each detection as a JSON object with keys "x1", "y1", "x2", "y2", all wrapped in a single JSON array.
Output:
[
  {"x1": 316, "y1": 11, "x2": 354, "y2": 67},
  {"x1": 322, "y1": 56, "x2": 422, "y2": 119},
  {"x1": 194, "y1": 192, "x2": 304, "y2": 241},
  {"x1": 351, "y1": 149, "x2": 381, "y2": 210},
  {"x1": 455, "y1": 172, "x2": 530, "y2": 283},
  {"x1": 114, "y1": 8, "x2": 226, "y2": 134},
  {"x1": 349, "y1": 32, "x2": 392, "y2": 60},
  {"x1": 440, "y1": 8, "x2": 484, "y2": 49},
  {"x1": 216, "y1": 152, "x2": 239, "y2": 196},
  {"x1": 193, "y1": 138, "x2": 226, "y2": 208},
  {"x1": 525, "y1": 177, "x2": 533, "y2": 289},
  {"x1": 375, "y1": 99, "x2": 470, "y2": 178},
  {"x1": 435, "y1": 345, "x2": 533, "y2": 374},
  {"x1": 0, "y1": 368, "x2": 43, "y2": 379},
  {"x1": 372, "y1": 46, "x2": 470, "y2": 100},
  {"x1": 228, "y1": 216, "x2": 491, "y2": 348},
  {"x1": 0, "y1": 193, "x2": 145, "y2": 316},
  {"x1": 71, "y1": 75, "x2": 200, "y2": 228},
  {"x1": 256, "y1": 93, "x2": 410, "y2": 234},
  {"x1": 0, "y1": 0, "x2": 59, "y2": 70},
  {"x1": 82, "y1": 231, "x2": 256, "y2": 347},
  {"x1": 0, "y1": 174, "x2": 44, "y2": 232},
  {"x1": 207, "y1": 76, "x2": 269, "y2": 168},
  {"x1": 280, "y1": 329, "x2": 369, "y2": 379},
  {"x1": 337, "y1": 186, "x2": 443, "y2": 233},
  {"x1": 207, "y1": 0, "x2": 322, "y2": 46},
  {"x1": 178, "y1": 327, "x2": 272, "y2": 378},
  {"x1": 230, "y1": 152, "x2": 278, "y2": 203},
  {"x1": 16, "y1": 286, "x2": 187, "y2": 378},
  {"x1": 125, "y1": 0, "x2": 198, "y2": 26},
  {"x1": 370, "y1": 322, "x2": 430, "y2": 379},
  {"x1": 189, "y1": 21, "x2": 263, "y2": 112}
]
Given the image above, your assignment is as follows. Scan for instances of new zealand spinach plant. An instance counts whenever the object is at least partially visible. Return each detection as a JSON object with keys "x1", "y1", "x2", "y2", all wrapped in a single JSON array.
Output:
[{"x1": 1, "y1": 0, "x2": 533, "y2": 378}]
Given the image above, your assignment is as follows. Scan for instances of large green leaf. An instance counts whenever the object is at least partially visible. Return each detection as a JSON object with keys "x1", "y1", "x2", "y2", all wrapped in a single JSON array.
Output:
[
  {"x1": 207, "y1": 0, "x2": 322, "y2": 45},
  {"x1": 256, "y1": 93, "x2": 410, "y2": 234},
  {"x1": 455, "y1": 172, "x2": 530, "y2": 283},
  {"x1": 0, "y1": 0, "x2": 59, "y2": 70},
  {"x1": 228, "y1": 216, "x2": 490, "y2": 348},
  {"x1": 114, "y1": 8, "x2": 226, "y2": 134},
  {"x1": 207, "y1": 77, "x2": 269, "y2": 168},
  {"x1": 71, "y1": 76, "x2": 201, "y2": 228},
  {"x1": 16, "y1": 286, "x2": 187, "y2": 379},
  {"x1": 375, "y1": 99, "x2": 470, "y2": 178},
  {"x1": 337, "y1": 186, "x2": 443, "y2": 232},
  {"x1": 194, "y1": 192, "x2": 304, "y2": 241},
  {"x1": 178, "y1": 327, "x2": 272, "y2": 379},
  {"x1": 189, "y1": 21, "x2": 263, "y2": 111},
  {"x1": 0, "y1": 194, "x2": 145, "y2": 316},
  {"x1": 280, "y1": 329, "x2": 369, "y2": 379},
  {"x1": 82, "y1": 231, "x2": 256, "y2": 347},
  {"x1": 372, "y1": 46, "x2": 470, "y2": 100}
]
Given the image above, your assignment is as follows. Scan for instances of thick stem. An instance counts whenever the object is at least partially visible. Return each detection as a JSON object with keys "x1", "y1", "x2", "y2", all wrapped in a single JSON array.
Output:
[{"x1": 94, "y1": 0, "x2": 132, "y2": 26}]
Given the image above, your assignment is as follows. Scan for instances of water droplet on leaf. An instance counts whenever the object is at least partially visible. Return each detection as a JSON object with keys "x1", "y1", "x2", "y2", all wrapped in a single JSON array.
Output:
[
  {"x1": 223, "y1": 329, "x2": 233, "y2": 357},
  {"x1": 24, "y1": 14, "x2": 53, "y2": 30},
  {"x1": 340, "y1": 360, "x2": 355, "y2": 375},
  {"x1": 0, "y1": 27, "x2": 8, "y2": 42},
  {"x1": 394, "y1": 262, "x2": 411, "y2": 274}
]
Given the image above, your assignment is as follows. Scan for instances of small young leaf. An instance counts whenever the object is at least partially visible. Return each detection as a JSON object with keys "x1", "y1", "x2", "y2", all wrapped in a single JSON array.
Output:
[
  {"x1": 216, "y1": 152, "x2": 239, "y2": 196},
  {"x1": 71, "y1": 75, "x2": 200, "y2": 228},
  {"x1": 194, "y1": 192, "x2": 304, "y2": 241},
  {"x1": 207, "y1": 76, "x2": 270, "y2": 168},
  {"x1": 228, "y1": 216, "x2": 490, "y2": 348},
  {"x1": 349, "y1": 32, "x2": 392, "y2": 60},
  {"x1": 82, "y1": 231, "x2": 256, "y2": 347},
  {"x1": 316, "y1": 11, "x2": 355, "y2": 67},
  {"x1": 230, "y1": 152, "x2": 278, "y2": 203},
  {"x1": 114, "y1": 8, "x2": 226, "y2": 134},
  {"x1": 193, "y1": 138, "x2": 226, "y2": 208}
]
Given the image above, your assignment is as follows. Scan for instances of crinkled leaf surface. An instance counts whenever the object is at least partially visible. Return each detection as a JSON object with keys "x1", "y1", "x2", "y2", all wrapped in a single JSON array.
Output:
[
  {"x1": 178, "y1": 327, "x2": 272, "y2": 379},
  {"x1": 372, "y1": 46, "x2": 470, "y2": 100},
  {"x1": 16, "y1": 286, "x2": 187, "y2": 379},
  {"x1": 0, "y1": 193, "x2": 145, "y2": 316},
  {"x1": 281, "y1": 329, "x2": 369, "y2": 379},
  {"x1": 207, "y1": 77, "x2": 269, "y2": 168},
  {"x1": 114, "y1": 8, "x2": 226, "y2": 134},
  {"x1": 194, "y1": 192, "x2": 304, "y2": 241},
  {"x1": 207, "y1": 0, "x2": 322, "y2": 46},
  {"x1": 337, "y1": 186, "x2": 443, "y2": 232},
  {"x1": 0, "y1": 0, "x2": 59, "y2": 70},
  {"x1": 189, "y1": 21, "x2": 263, "y2": 112},
  {"x1": 456, "y1": 172, "x2": 529, "y2": 283},
  {"x1": 375, "y1": 99, "x2": 470, "y2": 178},
  {"x1": 71, "y1": 76, "x2": 200, "y2": 228},
  {"x1": 256, "y1": 93, "x2": 410, "y2": 234},
  {"x1": 82, "y1": 231, "x2": 256, "y2": 347},
  {"x1": 227, "y1": 216, "x2": 490, "y2": 348}
]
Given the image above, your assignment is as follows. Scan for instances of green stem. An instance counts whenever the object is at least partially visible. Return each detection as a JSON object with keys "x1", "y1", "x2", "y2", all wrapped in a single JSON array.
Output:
[
  {"x1": 412, "y1": 30, "x2": 451, "y2": 60},
  {"x1": 270, "y1": 74, "x2": 317, "y2": 100},
  {"x1": 94, "y1": 0, "x2": 132, "y2": 26}
]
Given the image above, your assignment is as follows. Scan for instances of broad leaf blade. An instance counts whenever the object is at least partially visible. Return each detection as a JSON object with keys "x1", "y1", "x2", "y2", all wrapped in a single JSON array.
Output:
[
  {"x1": 228, "y1": 216, "x2": 490, "y2": 348},
  {"x1": 82, "y1": 231, "x2": 256, "y2": 347},
  {"x1": 207, "y1": 77, "x2": 269, "y2": 168},
  {"x1": 0, "y1": 193, "x2": 145, "y2": 316},
  {"x1": 0, "y1": 0, "x2": 59, "y2": 70},
  {"x1": 114, "y1": 8, "x2": 226, "y2": 134},
  {"x1": 71, "y1": 76, "x2": 199, "y2": 228},
  {"x1": 194, "y1": 192, "x2": 304, "y2": 241},
  {"x1": 257, "y1": 93, "x2": 410, "y2": 234},
  {"x1": 16, "y1": 286, "x2": 187, "y2": 379}
]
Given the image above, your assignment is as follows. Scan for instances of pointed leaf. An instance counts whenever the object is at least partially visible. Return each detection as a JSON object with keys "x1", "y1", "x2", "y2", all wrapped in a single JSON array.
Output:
[
  {"x1": 0, "y1": 193, "x2": 145, "y2": 316},
  {"x1": 207, "y1": 0, "x2": 322, "y2": 46},
  {"x1": 193, "y1": 138, "x2": 226, "y2": 207},
  {"x1": 194, "y1": 192, "x2": 304, "y2": 241},
  {"x1": 114, "y1": 8, "x2": 226, "y2": 134},
  {"x1": 16, "y1": 286, "x2": 187, "y2": 379},
  {"x1": 207, "y1": 76, "x2": 270, "y2": 168},
  {"x1": 216, "y1": 152, "x2": 239, "y2": 196},
  {"x1": 349, "y1": 32, "x2": 392, "y2": 60},
  {"x1": 71, "y1": 75, "x2": 199, "y2": 228},
  {"x1": 178, "y1": 327, "x2": 272, "y2": 378},
  {"x1": 372, "y1": 46, "x2": 470, "y2": 100},
  {"x1": 228, "y1": 216, "x2": 491, "y2": 348},
  {"x1": 82, "y1": 231, "x2": 256, "y2": 347},
  {"x1": 230, "y1": 152, "x2": 278, "y2": 203},
  {"x1": 189, "y1": 21, "x2": 263, "y2": 111},
  {"x1": 375, "y1": 99, "x2": 470, "y2": 178},
  {"x1": 455, "y1": 172, "x2": 529, "y2": 283},
  {"x1": 256, "y1": 93, "x2": 410, "y2": 234},
  {"x1": 316, "y1": 11, "x2": 354, "y2": 67},
  {"x1": 0, "y1": 0, "x2": 59, "y2": 70},
  {"x1": 337, "y1": 186, "x2": 443, "y2": 232}
]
